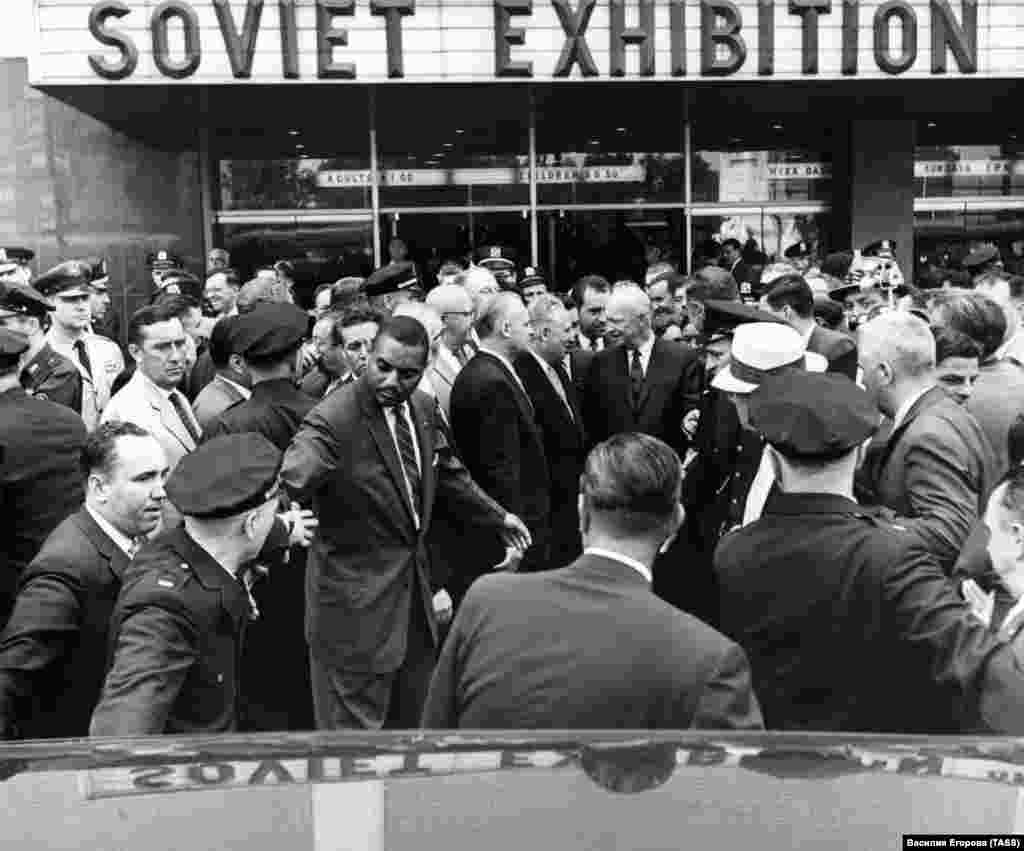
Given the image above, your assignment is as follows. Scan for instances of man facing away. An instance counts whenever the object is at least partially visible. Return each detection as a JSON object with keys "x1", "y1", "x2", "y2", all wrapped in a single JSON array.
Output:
[
  {"x1": 421, "y1": 432, "x2": 764, "y2": 730},
  {"x1": 0, "y1": 422, "x2": 168, "y2": 739}
]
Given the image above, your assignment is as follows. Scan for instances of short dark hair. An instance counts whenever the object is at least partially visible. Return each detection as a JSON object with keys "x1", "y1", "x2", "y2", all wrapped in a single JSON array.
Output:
[
  {"x1": 332, "y1": 307, "x2": 382, "y2": 345},
  {"x1": 208, "y1": 316, "x2": 237, "y2": 369},
  {"x1": 931, "y1": 290, "x2": 1008, "y2": 361},
  {"x1": 330, "y1": 276, "x2": 366, "y2": 310},
  {"x1": 764, "y1": 274, "x2": 815, "y2": 319},
  {"x1": 1009, "y1": 414, "x2": 1024, "y2": 469},
  {"x1": 722, "y1": 238, "x2": 742, "y2": 252},
  {"x1": 81, "y1": 420, "x2": 151, "y2": 480},
  {"x1": 572, "y1": 275, "x2": 611, "y2": 309},
  {"x1": 313, "y1": 282, "x2": 332, "y2": 301},
  {"x1": 373, "y1": 315, "x2": 429, "y2": 362},
  {"x1": 152, "y1": 292, "x2": 201, "y2": 319},
  {"x1": 127, "y1": 301, "x2": 183, "y2": 347},
  {"x1": 932, "y1": 325, "x2": 983, "y2": 363},
  {"x1": 1008, "y1": 276, "x2": 1024, "y2": 302},
  {"x1": 580, "y1": 433, "x2": 682, "y2": 536}
]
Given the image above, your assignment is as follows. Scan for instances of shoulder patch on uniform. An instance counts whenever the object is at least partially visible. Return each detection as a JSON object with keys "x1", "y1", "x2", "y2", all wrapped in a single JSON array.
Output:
[{"x1": 35, "y1": 393, "x2": 48, "y2": 401}]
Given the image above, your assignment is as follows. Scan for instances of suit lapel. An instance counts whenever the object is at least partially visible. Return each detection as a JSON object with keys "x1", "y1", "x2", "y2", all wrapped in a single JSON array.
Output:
[
  {"x1": 217, "y1": 375, "x2": 247, "y2": 406},
  {"x1": 139, "y1": 373, "x2": 195, "y2": 452},
  {"x1": 74, "y1": 509, "x2": 129, "y2": 581},
  {"x1": 613, "y1": 346, "x2": 635, "y2": 418},
  {"x1": 480, "y1": 351, "x2": 535, "y2": 424},
  {"x1": 410, "y1": 393, "x2": 436, "y2": 531},
  {"x1": 636, "y1": 339, "x2": 667, "y2": 415},
  {"x1": 359, "y1": 382, "x2": 416, "y2": 531}
]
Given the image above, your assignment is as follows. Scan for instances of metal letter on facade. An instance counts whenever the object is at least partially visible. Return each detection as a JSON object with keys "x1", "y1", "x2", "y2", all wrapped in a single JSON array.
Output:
[
  {"x1": 551, "y1": 0, "x2": 600, "y2": 77},
  {"x1": 213, "y1": 0, "x2": 264, "y2": 79},
  {"x1": 151, "y1": 1, "x2": 202, "y2": 80},
  {"x1": 317, "y1": 0, "x2": 357, "y2": 79},
  {"x1": 841, "y1": 0, "x2": 859, "y2": 74},
  {"x1": 88, "y1": 1, "x2": 139, "y2": 80},
  {"x1": 789, "y1": 0, "x2": 831, "y2": 74},
  {"x1": 700, "y1": 0, "x2": 747, "y2": 76},
  {"x1": 758, "y1": 0, "x2": 774, "y2": 74},
  {"x1": 930, "y1": 0, "x2": 977, "y2": 74},
  {"x1": 279, "y1": 0, "x2": 300, "y2": 78},
  {"x1": 609, "y1": 0, "x2": 656, "y2": 77},
  {"x1": 493, "y1": 0, "x2": 534, "y2": 77},
  {"x1": 669, "y1": 0, "x2": 687, "y2": 75},
  {"x1": 873, "y1": 0, "x2": 918, "y2": 74},
  {"x1": 372, "y1": 0, "x2": 416, "y2": 79}
]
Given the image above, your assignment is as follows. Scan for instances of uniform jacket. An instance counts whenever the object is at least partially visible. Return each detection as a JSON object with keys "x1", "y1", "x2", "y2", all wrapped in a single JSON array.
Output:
[
  {"x1": 715, "y1": 491, "x2": 1024, "y2": 734},
  {"x1": 101, "y1": 369, "x2": 200, "y2": 471},
  {"x1": 806, "y1": 325, "x2": 858, "y2": 381},
  {"x1": 583, "y1": 338, "x2": 702, "y2": 456},
  {"x1": 426, "y1": 342, "x2": 467, "y2": 423},
  {"x1": 421, "y1": 552, "x2": 764, "y2": 730},
  {"x1": 204, "y1": 378, "x2": 316, "y2": 452},
  {"x1": 47, "y1": 331, "x2": 123, "y2": 430},
  {"x1": 967, "y1": 358, "x2": 1024, "y2": 477},
  {"x1": 865, "y1": 386, "x2": 997, "y2": 573},
  {"x1": 0, "y1": 388, "x2": 86, "y2": 625},
  {"x1": 450, "y1": 350, "x2": 551, "y2": 551},
  {"x1": 281, "y1": 377, "x2": 507, "y2": 674},
  {"x1": 0, "y1": 509, "x2": 128, "y2": 739},
  {"x1": 191, "y1": 374, "x2": 249, "y2": 435},
  {"x1": 89, "y1": 528, "x2": 251, "y2": 736},
  {"x1": 20, "y1": 342, "x2": 83, "y2": 413},
  {"x1": 514, "y1": 351, "x2": 586, "y2": 567}
]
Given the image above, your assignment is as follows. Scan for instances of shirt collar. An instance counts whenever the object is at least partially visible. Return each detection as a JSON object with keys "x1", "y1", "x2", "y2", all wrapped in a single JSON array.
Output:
[
  {"x1": 801, "y1": 323, "x2": 815, "y2": 344},
  {"x1": 579, "y1": 332, "x2": 603, "y2": 351},
  {"x1": 584, "y1": 546, "x2": 652, "y2": 583},
  {"x1": 480, "y1": 345, "x2": 525, "y2": 388},
  {"x1": 85, "y1": 504, "x2": 138, "y2": 558},
  {"x1": 218, "y1": 375, "x2": 252, "y2": 399},
  {"x1": 138, "y1": 369, "x2": 176, "y2": 400},
  {"x1": 891, "y1": 385, "x2": 933, "y2": 433}
]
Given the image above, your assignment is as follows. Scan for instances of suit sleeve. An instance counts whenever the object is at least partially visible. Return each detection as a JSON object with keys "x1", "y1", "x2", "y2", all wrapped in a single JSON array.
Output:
[
  {"x1": 689, "y1": 643, "x2": 765, "y2": 730},
  {"x1": 432, "y1": 402, "x2": 506, "y2": 530},
  {"x1": 895, "y1": 438, "x2": 980, "y2": 570},
  {"x1": 881, "y1": 541, "x2": 1024, "y2": 731},
  {"x1": 89, "y1": 598, "x2": 197, "y2": 737},
  {"x1": 281, "y1": 408, "x2": 339, "y2": 505},
  {"x1": 456, "y1": 382, "x2": 527, "y2": 517},
  {"x1": 0, "y1": 569, "x2": 84, "y2": 737},
  {"x1": 200, "y1": 415, "x2": 228, "y2": 443}
]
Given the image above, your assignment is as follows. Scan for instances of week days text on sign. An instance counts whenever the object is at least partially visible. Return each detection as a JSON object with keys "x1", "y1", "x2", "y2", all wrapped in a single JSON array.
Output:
[{"x1": 86, "y1": 0, "x2": 979, "y2": 82}]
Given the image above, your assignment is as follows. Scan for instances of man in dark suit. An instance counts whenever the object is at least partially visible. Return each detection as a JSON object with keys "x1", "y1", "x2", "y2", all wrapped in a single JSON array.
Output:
[
  {"x1": 190, "y1": 317, "x2": 251, "y2": 434},
  {"x1": 90, "y1": 435, "x2": 284, "y2": 736},
  {"x1": 0, "y1": 422, "x2": 168, "y2": 739},
  {"x1": 282, "y1": 316, "x2": 531, "y2": 730},
  {"x1": 583, "y1": 285, "x2": 702, "y2": 458},
  {"x1": 858, "y1": 311, "x2": 997, "y2": 574},
  {"x1": 0, "y1": 329, "x2": 87, "y2": 627},
  {"x1": 717, "y1": 371, "x2": 1024, "y2": 734},
  {"x1": 450, "y1": 293, "x2": 552, "y2": 573},
  {"x1": 421, "y1": 432, "x2": 764, "y2": 730},
  {"x1": 721, "y1": 238, "x2": 750, "y2": 292},
  {"x1": 760, "y1": 274, "x2": 858, "y2": 380},
  {"x1": 515, "y1": 294, "x2": 586, "y2": 568}
]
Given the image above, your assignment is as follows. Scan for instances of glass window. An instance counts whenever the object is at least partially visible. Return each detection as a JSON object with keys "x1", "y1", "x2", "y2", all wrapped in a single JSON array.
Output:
[
  {"x1": 691, "y1": 211, "x2": 830, "y2": 269},
  {"x1": 535, "y1": 86, "x2": 684, "y2": 206},
  {"x1": 218, "y1": 220, "x2": 375, "y2": 306},
  {"x1": 915, "y1": 144, "x2": 1024, "y2": 199},
  {"x1": 692, "y1": 150, "x2": 831, "y2": 205},
  {"x1": 219, "y1": 157, "x2": 372, "y2": 211},
  {"x1": 376, "y1": 86, "x2": 529, "y2": 209}
]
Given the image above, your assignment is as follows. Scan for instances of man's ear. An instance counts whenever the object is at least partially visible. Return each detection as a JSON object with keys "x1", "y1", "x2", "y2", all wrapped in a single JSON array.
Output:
[
  {"x1": 128, "y1": 343, "x2": 143, "y2": 365},
  {"x1": 578, "y1": 492, "x2": 590, "y2": 536}
]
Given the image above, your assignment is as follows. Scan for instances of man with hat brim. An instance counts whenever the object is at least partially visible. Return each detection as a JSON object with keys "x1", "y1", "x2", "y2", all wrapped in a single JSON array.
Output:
[
  {"x1": 963, "y1": 244, "x2": 1003, "y2": 281},
  {"x1": 83, "y1": 257, "x2": 121, "y2": 346},
  {"x1": 146, "y1": 250, "x2": 182, "y2": 291},
  {"x1": 0, "y1": 248, "x2": 34, "y2": 287},
  {"x1": 783, "y1": 241, "x2": 814, "y2": 274},
  {"x1": 89, "y1": 434, "x2": 288, "y2": 736},
  {"x1": 37, "y1": 261, "x2": 125, "y2": 430},
  {"x1": 151, "y1": 268, "x2": 203, "y2": 305},
  {"x1": 0, "y1": 327, "x2": 88, "y2": 626},
  {"x1": 476, "y1": 246, "x2": 518, "y2": 290},
  {"x1": 519, "y1": 266, "x2": 549, "y2": 308},
  {"x1": 715, "y1": 370, "x2": 1024, "y2": 734},
  {"x1": 0, "y1": 282, "x2": 82, "y2": 412},
  {"x1": 364, "y1": 261, "x2": 421, "y2": 314}
]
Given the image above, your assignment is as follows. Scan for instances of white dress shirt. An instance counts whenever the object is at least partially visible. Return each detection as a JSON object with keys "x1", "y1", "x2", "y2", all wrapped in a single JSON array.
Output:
[
  {"x1": 530, "y1": 349, "x2": 573, "y2": 419},
  {"x1": 86, "y1": 505, "x2": 138, "y2": 558},
  {"x1": 579, "y1": 332, "x2": 604, "y2": 352},
  {"x1": 584, "y1": 546, "x2": 652, "y2": 583},
  {"x1": 383, "y1": 401, "x2": 423, "y2": 529}
]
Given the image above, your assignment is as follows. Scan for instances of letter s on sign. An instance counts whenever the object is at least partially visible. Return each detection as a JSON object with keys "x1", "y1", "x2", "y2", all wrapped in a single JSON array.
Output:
[{"x1": 88, "y1": 1, "x2": 139, "y2": 80}]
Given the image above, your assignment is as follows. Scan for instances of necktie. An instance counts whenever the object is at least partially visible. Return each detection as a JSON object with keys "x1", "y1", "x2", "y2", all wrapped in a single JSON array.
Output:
[
  {"x1": 74, "y1": 340, "x2": 93, "y2": 379},
  {"x1": 590, "y1": 337, "x2": 599, "y2": 352},
  {"x1": 392, "y1": 403, "x2": 422, "y2": 514},
  {"x1": 169, "y1": 390, "x2": 202, "y2": 444},
  {"x1": 547, "y1": 362, "x2": 573, "y2": 421},
  {"x1": 454, "y1": 345, "x2": 469, "y2": 368},
  {"x1": 630, "y1": 348, "x2": 644, "y2": 410}
]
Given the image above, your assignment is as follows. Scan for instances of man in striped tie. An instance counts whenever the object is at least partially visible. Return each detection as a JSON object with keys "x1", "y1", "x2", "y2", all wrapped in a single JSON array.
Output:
[{"x1": 282, "y1": 315, "x2": 531, "y2": 730}]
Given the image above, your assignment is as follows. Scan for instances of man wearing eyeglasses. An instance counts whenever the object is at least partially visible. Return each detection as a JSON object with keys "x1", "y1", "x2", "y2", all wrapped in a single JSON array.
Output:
[
  {"x1": 424, "y1": 284, "x2": 475, "y2": 421},
  {"x1": 302, "y1": 309, "x2": 380, "y2": 401}
]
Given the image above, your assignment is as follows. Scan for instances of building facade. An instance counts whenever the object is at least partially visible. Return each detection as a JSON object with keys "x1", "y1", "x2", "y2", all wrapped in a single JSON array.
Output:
[{"x1": 10, "y1": 0, "x2": 1024, "y2": 309}]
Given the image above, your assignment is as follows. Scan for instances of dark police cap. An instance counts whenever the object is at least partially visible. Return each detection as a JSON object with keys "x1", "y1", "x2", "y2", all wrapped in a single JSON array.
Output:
[
  {"x1": 0, "y1": 247, "x2": 34, "y2": 264},
  {"x1": 702, "y1": 299, "x2": 784, "y2": 338},
  {"x1": 364, "y1": 262, "x2": 419, "y2": 298},
  {"x1": 229, "y1": 301, "x2": 308, "y2": 361},
  {"x1": 84, "y1": 257, "x2": 109, "y2": 288},
  {"x1": 520, "y1": 266, "x2": 547, "y2": 288},
  {"x1": 146, "y1": 250, "x2": 182, "y2": 271},
  {"x1": 476, "y1": 245, "x2": 517, "y2": 266},
  {"x1": 783, "y1": 242, "x2": 812, "y2": 260},
  {"x1": 963, "y1": 245, "x2": 1000, "y2": 269},
  {"x1": 862, "y1": 239, "x2": 896, "y2": 258},
  {"x1": 0, "y1": 327, "x2": 29, "y2": 369},
  {"x1": 750, "y1": 371, "x2": 879, "y2": 460},
  {"x1": 153, "y1": 270, "x2": 202, "y2": 302},
  {"x1": 166, "y1": 433, "x2": 282, "y2": 520},
  {"x1": 0, "y1": 283, "x2": 52, "y2": 319},
  {"x1": 33, "y1": 261, "x2": 94, "y2": 299}
]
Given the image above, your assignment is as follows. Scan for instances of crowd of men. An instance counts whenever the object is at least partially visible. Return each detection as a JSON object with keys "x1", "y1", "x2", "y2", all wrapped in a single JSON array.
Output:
[{"x1": 2, "y1": 234, "x2": 1024, "y2": 738}]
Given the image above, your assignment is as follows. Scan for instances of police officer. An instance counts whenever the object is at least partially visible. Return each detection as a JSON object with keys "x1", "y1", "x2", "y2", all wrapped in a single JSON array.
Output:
[
  {"x1": 84, "y1": 257, "x2": 121, "y2": 345},
  {"x1": 962, "y1": 244, "x2": 1003, "y2": 281},
  {"x1": 715, "y1": 370, "x2": 1024, "y2": 734},
  {"x1": 36, "y1": 261, "x2": 124, "y2": 430},
  {"x1": 783, "y1": 241, "x2": 814, "y2": 275},
  {"x1": 89, "y1": 433, "x2": 285, "y2": 736},
  {"x1": 519, "y1": 266, "x2": 549, "y2": 307},
  {"x1": 364, "y1": 261, "x2": 421, "y2": 314},
  {"x1": 0, "y1": 248, "x2": 35, "y2": 287},
  {"x1": 476, "y1": 245, "x2": 518, "y2": 290},
  {"x1": 146, "y1": 250, "x2": 182, "y2": 291},
  {"x1": 202, "y1": 301, "x2": 316, "y2": 731},
  {"x1": 0, "y1": 283, "x2": 82, "y2": 412},
  {"x1": 0, "y1": 328, "x2": 87, "y2": 627}
]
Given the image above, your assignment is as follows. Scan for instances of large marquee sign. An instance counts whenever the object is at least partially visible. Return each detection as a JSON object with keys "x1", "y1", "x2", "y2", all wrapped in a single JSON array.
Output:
[{"x1": 32, "y1": 0, "x2": 1015, "y2": 85}]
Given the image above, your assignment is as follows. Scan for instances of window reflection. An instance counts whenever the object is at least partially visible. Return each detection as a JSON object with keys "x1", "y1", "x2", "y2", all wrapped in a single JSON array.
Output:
[
  {"x1": 220, "y1": 158, "x2": 372, "y2": 211},
  {"x1": 915, "y1": 145, "x2": 1024, "y2": 198},
  {"x1": 693, "y1": 150, "x2": 832, "y2": 205},
  {"x1": 691, "y1": 212, "x2": 829, "y2": 268}
]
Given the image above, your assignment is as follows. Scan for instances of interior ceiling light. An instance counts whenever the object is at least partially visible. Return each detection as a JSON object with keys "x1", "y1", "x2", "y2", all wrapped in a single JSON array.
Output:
[
  {"x1": 443, "y1": 142, "x2": 454, "y2": 148},
  {"x1": 616, "y1": 127, "x2": 627, "y2": 133},
  {"x1": 455, "y1": 128, "x2": 465, "y2": 135},
  {"x1": 927, "y1": 121, "x2": 937, "y2": 129},
  {"x1": 771, "y1": 123, "x2": 783, "y2": 130},
  {"x1": 288, "y1": 129, "x2": 300, "y2": 136}
]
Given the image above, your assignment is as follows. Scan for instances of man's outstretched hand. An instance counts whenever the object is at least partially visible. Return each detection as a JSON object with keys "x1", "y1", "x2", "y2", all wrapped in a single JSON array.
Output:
[{"x1": 499, "y1": 513, "x2": 532, "y2": 554}]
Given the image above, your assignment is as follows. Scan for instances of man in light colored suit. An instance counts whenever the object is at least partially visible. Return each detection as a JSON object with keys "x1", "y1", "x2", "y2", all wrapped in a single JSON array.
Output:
[
  {"x1": 425, "y1": 284, "x2": 475, "y2": 421},
  {"x1": 421, "y1": 432, "x2": 764, "y2": 730},
  {"x1": 282, "y1": 316, "x2": 531, "y2": 731},
  {"x1": 102, "y1": 303, "x2": 203, "y2": 528}
]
